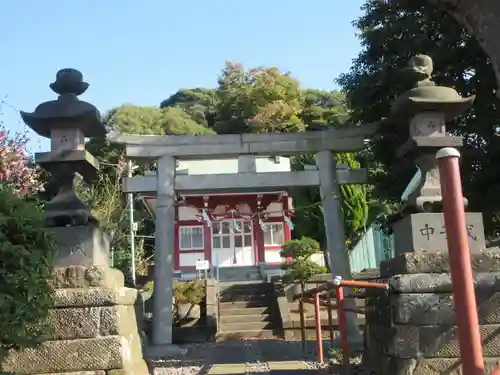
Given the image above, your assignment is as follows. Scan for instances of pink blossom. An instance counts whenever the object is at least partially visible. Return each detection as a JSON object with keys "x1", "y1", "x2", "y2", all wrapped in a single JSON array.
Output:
[{"x1": 0, "y1": 126, "x2": 41, "y2": 196}]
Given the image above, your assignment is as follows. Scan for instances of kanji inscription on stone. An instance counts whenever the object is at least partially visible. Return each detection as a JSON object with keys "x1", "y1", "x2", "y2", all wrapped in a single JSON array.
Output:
[
  {"x1": 49, "y1": 225, "x2": 110, "y2": 267},
  {"x1": 439, "y1": 224, "x2": 478, "y2": 241},
  {"x1": 420, "y1": 224, "x2": 435, "y2": 240},
  {"x1": 392, "y1": 212, "x2": 485, "y2": 255}
]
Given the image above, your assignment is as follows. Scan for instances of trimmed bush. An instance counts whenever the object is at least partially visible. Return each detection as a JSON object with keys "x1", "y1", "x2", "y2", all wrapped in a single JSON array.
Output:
[{"x1": 280, "y1": 236, "x2": 327, "y2": 285}]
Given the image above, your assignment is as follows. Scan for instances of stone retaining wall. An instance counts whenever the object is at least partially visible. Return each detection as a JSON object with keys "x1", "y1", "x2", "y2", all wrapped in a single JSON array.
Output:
[
  {"x1": 365, "y1": 251, "x2": 500, "y2": 375},
  {"x1": 205, "y1": 278, "x2": 218, "y2": 338}
]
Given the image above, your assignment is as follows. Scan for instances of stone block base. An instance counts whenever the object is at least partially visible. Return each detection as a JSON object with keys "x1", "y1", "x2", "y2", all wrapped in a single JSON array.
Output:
[
  {"x1": 1, "y1": 336, "x2": 148, "y2": 375},
  {"x1": 51, "y1": 265, "x2": 124, "y2": 289},
  {"x1": 0, "y1": 273, "x2": 148, "y2": 375},
  {"x1": 367, "y1": 324, "x2": 500, "y2": 358},
  {"x1": 365, "y1": 267, "x2": 500, "y2": 375},
  {"x1": 11, "y1": 360, "x2": 149, "y2": 375},
  {"x1": 380, "y1": 250, "x2": 500, "y2": 277},
  {"x1": 371, "y1": 357, "x2": 500, "y2": 375}
]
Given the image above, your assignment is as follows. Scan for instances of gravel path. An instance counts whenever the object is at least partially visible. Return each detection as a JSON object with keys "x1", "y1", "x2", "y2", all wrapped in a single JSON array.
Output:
[{"x1": 150, "y1": 339, "x2": 343, "y2": 375}]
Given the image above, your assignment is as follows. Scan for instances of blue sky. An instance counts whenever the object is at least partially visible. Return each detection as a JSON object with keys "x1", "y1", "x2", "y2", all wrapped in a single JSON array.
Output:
[{"x1": 0, "y1": 0, "x2": 364, "y2": 152}]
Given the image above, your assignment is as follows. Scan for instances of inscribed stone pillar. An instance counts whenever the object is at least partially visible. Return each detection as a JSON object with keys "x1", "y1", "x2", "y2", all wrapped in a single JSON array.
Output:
[
  {"x1": 152, "y1": 155, "x2": 176, "y2": 345},
  {"x1": 315, "y1": 150, "x2": 364, "y2": 348}
]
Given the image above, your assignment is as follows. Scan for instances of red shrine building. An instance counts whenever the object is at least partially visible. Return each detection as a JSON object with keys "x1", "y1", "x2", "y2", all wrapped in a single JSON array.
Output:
[{"x1": 140, "y1": 156, "x2": 294, "y2": 272}]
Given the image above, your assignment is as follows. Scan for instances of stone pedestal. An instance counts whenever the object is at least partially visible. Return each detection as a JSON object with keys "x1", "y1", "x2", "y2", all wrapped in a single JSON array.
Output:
[
  {"x1": 392, "y1": 212, "x2": 486, "y2": 256},
  {"x1": 51, "y1": 224, "x2": 110, "y2": 267},
  {"x1": 364, "y1": 251, "x2": 500, "y2": 375},
  {"x1": 0, "y1": 266, "x2": 149, "y2": 375}
]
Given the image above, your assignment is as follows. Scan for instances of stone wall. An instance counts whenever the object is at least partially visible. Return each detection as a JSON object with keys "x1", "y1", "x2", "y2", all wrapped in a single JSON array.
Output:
[
  {"x1": 365, "y1": 251, "x2": 500, "y2": 375},
  {"x1": 0, "y1": 266, "x2": 148, "y2": 375},
  {"x1": 205, "y1": 278, "x2": 218, "y2": 338}
]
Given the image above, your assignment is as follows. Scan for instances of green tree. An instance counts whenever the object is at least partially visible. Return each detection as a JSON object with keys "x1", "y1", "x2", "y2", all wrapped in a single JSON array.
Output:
[
  {"x1": 0, "y1": 122, "x2": 55, "y2": 364},
  {"x1": 337, "y1": 0, "x2": 500, "y2": 237},
  {"x1": 77, "y1": 161, "x2": 128, "y2": 265},
  {"x1": 291, "y1": 152, "x2": 369, "y2": 250},
  {"x1": 291, "y1": 92, "x2": 370, "y2": 249},
  {"x1": 161, "y1": 107, "x2": 217, "y2": 135},
  {"x1": 300, "y1": 89, "x2": 348, "y2": 129},
  {"x1": 214, "y1": 61, "x2": 306, "y2": 134},
  {"x1": 160, "y1": 88, "x2": 217, "y2": 128},
  {"x1": 86, "y1": 104, "x2": 216, "y2": 166},
  {"x1": 280, "y1": 237, "x2": 326, "y2": 286}
]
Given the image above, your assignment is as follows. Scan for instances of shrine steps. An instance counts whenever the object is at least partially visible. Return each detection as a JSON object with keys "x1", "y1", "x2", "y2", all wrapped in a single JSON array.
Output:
[
  {"x1": 216, "y1": 282, "x2": 283, "y2": 341},
  {"x1": 216, "y1": 265, "x2": 263, "y2": 282}
]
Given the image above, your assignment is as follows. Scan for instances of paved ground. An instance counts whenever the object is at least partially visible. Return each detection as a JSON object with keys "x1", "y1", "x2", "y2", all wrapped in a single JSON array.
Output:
[
  {"x1": 206, "y1": 360, "x2": 312, "y2": 374},
  {"x1": 150, "y1": 340, "x2": 342, "y2": 375}
]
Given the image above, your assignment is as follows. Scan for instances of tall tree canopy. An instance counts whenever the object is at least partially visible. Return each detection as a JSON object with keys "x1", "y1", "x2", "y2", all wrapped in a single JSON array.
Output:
[
  {"x1": 337, "y1": 0, "x2": 500, "y2": 237},
  {"x1": 159, "y1": 88, "x2": 217, "y2": 128},
  {"x1": 213, "y1": 62, "x2": 306, "y2": 134}
]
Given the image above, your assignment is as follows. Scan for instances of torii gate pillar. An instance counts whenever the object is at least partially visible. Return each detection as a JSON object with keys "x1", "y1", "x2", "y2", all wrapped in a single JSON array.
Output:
[
  {"x1": 316, "y1": 150, "x2": 364, "y2": 347},
  {"x1": 152, "y1": 155, "x2": 177, "y2": 345}
]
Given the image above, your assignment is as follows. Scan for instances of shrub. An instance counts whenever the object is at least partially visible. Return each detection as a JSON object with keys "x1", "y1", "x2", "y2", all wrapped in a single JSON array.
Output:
[
  {"x1": 280, "y1": 237, "x2": 327, "y2": 286},
  {"x1": 0, "y1": 185, "x2": 57, "y2": 361},
  {"x1": 173, "y1": 281, "x2": 205, "y2": 306},
  {"x1": 143, "y1": 280, "x2": 205, "y2": 305},
  {"x1": 143, "y1": 280, "x2": 206, "y2": 324},
  {"x1": 142, "y1": 280, "x2": 154, "y2": 293}
]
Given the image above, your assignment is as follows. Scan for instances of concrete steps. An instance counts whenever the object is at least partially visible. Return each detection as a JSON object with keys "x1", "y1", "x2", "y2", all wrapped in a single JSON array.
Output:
[
  {"x1": 219, "y1": 306, "x2": 270, "y2": 315},
  {"x1": 217, "y1": 266, "x2": 263, "y2": 282},
  {"x1": 217, "y1": 282, "x2": 282, "y2": 340},
  {"x1": 222, "y1": 320, "x2": 274, "y2": 331},
  {"x1": 215, "y1": 329, "x2": 281, "y2": 341},
  {"x1": 219, "y1": 300, "x2": 269, "y2": 309},
  {"x1": 220, "y1": 313, "x2": 272, "y2": 323}
]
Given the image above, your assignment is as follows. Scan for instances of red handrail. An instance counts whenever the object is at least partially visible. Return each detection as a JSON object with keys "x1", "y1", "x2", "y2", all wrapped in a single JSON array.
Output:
[
  {"x1": 295, "y1": 276, "x2": 388, "y2": 364},
  {"x1": 437, "y1": 148, "x2": 485, "y2": 375}
]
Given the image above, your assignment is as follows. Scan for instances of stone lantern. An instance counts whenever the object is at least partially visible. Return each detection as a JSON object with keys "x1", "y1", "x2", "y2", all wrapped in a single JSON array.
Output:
[
  {"x1": 21, "y1": 68, "x2": 104, "y2": 227},
  {"x1": 387, "y1": 54, "x2": 485, "y2": 254},
  {"x1": 362, "y1": 55, "x2": 500, "y2": 375},
  {"x1": 20, "y1": 68, "x2": 110, "y2": 267},
  {"x1": 1, "y1": 69, "x2": 149, "y2": 375}
]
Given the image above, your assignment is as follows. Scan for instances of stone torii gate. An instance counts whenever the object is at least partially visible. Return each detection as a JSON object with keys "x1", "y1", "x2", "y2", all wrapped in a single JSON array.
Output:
[{"x1": 110, "y1": 126, "x2": 376, "y2": 348}]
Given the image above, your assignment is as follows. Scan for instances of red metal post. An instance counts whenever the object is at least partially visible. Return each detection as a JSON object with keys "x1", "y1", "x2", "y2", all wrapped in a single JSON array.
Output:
[
  {"x1": 299, "y1": 297, "x2": 306, "y2": 352},
  {"x1": 336, "y1": 286, "x2": 349, "y2": 363},
  {"x1": 327, "y1": 292, "x2": 334, "y2": 346},
  {"x1": 314, "y1": 292, "x2": 324, "y2": 363},
  {"x1": 437, "y1": 147, "x2": 484, "y2": 375}
]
